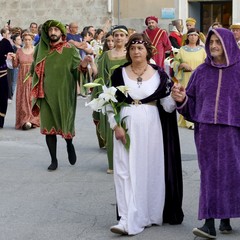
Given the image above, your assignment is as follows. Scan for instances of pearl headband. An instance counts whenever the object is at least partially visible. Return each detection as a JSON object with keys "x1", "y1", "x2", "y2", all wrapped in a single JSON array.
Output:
[{"x1": 131, "y1": 40, "x2": 148, "y2": 45}]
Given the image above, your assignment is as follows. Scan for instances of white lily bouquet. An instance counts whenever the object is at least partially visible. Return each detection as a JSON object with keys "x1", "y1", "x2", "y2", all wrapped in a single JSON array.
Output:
[{"x1": 84, "y1": 77, "x2": 130, "y2": 151}]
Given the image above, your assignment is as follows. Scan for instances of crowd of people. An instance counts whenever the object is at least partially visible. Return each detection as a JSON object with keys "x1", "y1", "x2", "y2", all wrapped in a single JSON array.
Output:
[{"x1": 1, "y1": 15, "x2": 240, "y2": 239}]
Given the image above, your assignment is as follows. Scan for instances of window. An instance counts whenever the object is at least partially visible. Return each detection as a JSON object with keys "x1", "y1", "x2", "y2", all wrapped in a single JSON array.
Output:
[{"x1": 201, "y1": 2, "x2": 232, "y2": 35}]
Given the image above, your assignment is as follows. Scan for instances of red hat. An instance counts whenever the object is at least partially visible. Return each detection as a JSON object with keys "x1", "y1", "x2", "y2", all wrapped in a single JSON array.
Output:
[{"x1": 145, "y1": 16, "x2": 158, "y2": 25}]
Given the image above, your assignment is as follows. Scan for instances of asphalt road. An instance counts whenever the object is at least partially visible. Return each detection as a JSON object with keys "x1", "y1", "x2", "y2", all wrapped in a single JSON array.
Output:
[{"x1": 0, "y1": 97, "x2": 239, "y2": 240}]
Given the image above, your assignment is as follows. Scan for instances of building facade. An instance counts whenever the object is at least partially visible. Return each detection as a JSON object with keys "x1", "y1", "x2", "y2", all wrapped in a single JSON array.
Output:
[
  {"x1": 112, "y1": 0, "x2": 239, "y2": 34},
  {"x1": 0, "y1": 0, "x2": 113, "y2": 32},
  {"x1": 0, "y1": 0, "x2": 239, "y2": 34}
]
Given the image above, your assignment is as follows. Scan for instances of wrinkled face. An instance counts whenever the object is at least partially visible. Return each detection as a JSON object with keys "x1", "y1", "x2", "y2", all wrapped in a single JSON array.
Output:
[
  {"x1": 113, "y1": 31, "x2": 128, "y2": 47},
  {"x1": 106, "y1": 35, "x2": 114, "y2": 50},
  {"x1": 231, "y1": 28, "x2": 240, "y2": 42},
  {"x1": 209, "y1": 34, "x2": 225, "y2": 62},
  {"x1": 186, "y1": 22, "x2": 195, "y2": 30},
  {"x1": 48, "y1": 26, "x2": 62, "y2": 42},
  {"x1": 129, "y1": 43, "x2": 147, "y2": 62},
  {"x1": 147, "y1": 20, "x2": 158, "y2": 30}
]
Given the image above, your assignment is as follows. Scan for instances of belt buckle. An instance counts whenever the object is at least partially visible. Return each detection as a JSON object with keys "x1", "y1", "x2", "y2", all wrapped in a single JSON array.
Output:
[{"x1": 132, "y1": 100, "x2": 142, "y2": 106}]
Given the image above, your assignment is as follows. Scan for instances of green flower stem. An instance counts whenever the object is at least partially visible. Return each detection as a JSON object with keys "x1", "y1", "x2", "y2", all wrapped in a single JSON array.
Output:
[{"x1": 110, "y1": 101, "x2": 120, "y2": 126}]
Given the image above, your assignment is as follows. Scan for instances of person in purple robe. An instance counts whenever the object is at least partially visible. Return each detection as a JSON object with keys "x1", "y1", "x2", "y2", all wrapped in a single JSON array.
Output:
[{"x1": 171, "y1": 27, "x2": 240, "y2": 239}]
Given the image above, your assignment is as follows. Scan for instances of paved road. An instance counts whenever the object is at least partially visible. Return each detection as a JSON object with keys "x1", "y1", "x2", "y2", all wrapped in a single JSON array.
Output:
[{"x1": 0, "y1": 97, "x2": 239, "y2": 240}]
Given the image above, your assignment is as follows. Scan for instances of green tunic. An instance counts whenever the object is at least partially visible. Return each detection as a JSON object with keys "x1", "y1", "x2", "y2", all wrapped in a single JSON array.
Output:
[
  {"x1": 32, "y1": 43, "x2": 80, "y2": 139},
  {"x1": 94, "y1": 50, "x2": 127, "y2": 169}
]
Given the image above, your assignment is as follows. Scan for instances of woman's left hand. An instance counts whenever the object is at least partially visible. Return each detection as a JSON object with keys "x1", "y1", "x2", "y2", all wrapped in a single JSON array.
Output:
[{"x1": 114, "y1": 126, "x2": 126, "y2": 145}]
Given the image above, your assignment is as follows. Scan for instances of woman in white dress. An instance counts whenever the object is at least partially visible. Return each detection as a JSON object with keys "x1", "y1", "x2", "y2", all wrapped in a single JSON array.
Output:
[{"x1": 108, "y1": 33, "x2": 184, "y2": 235}]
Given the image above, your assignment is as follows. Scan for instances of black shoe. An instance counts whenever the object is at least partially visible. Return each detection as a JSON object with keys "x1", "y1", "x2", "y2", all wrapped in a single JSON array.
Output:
[
  {"x1": 48, "y1": 161, "x2": 58, "y2": 171},
  {"x1": 67, "y1": 144, "x2": 77, "y2": 165},
  {"x1": 193, "y1": 225, "x2": 216, "y2": 239},
  {"x1": 219, "y1": 219, "x2": 232, "y2": 234},
  {"x1": 0, "y1": 116, "x2": 4, "y2": 128}
]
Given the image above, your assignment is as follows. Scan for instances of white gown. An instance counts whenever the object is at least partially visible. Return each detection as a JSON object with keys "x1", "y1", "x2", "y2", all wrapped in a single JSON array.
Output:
[{"x1": 109, "y1": 67, "x2": 176, "y2": 235}]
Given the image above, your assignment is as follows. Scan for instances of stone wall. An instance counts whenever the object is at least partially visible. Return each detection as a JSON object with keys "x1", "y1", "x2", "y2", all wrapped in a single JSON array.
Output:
[
  {"x1": 0, "y1": 0, "x2": 177, "y2": 33},
  {"x1": 0, "y1": 0, "x2": 113, "y2": 32},
  {"x1": 112, "y1": 0, "x2": 175, "y2": 32}
]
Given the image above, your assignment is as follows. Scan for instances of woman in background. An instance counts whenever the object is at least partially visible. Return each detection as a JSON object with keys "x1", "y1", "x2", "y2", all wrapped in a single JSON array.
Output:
[
  {"x1": 93, "y1": 25, "x2": 128, "y2": 173},
  {"x1": 102, "y1": 31, "x2": 114, "y2": 52},
  {"x1": 12, "y1": 31, "x2": 40, "y2": 130},
  {"x1": 173, "y1": 28, "x2": 206, "y2": 129},
  {"x1": 91, "y1": 28, "x2": 104, "y2": 58}
]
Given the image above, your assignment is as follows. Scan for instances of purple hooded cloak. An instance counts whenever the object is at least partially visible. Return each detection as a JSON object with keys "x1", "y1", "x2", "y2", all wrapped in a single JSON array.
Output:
[{"x1": 178, "y1": 28, "x2": 240, "y2": 219}]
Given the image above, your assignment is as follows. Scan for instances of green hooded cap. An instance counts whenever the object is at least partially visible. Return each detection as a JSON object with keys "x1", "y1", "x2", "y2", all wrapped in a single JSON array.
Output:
[
  {"x1": 42, "y1": 20, "x2": 67, "y2": 37},
  {"x1": 33, "y1": 20, "x2": 67, "y2": 65}
]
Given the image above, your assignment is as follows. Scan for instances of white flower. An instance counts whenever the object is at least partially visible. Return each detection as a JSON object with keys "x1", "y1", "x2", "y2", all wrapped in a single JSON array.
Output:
[
  {"x1": 83, "y1": 82, "x2": 102, "y2": 88},
  {"x1": 84, "y1": 82, "x2": 130, "y2": 151},
  {"x1": 85, "y1": 98, "x2": 106, "y2": 112},
  {"x1": 116, "y1": 85, "x2": 130, "y2": 97},
  {"x1": 99, "y1": 85, "x2": 118, "y2": 102}
]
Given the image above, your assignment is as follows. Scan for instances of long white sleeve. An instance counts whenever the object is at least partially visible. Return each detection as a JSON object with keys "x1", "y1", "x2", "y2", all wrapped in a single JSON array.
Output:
[
  {"x1": 106, "y1": 105, "x2": 118, "y2": 129},
  {"x1": 160, "y1": 95, "x2": 176, "y2": 113},
  {"x1": 6, "y1": 59, "x2": 13, "y2": 69}
]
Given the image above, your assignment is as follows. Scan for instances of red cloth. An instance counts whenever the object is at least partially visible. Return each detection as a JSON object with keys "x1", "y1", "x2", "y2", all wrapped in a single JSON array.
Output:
[
  {"x1": 169, "y1": 32, "x2": 182, "y2": 47},
  {"x1": 144, "y1": 28, "x2": 172, "y2": 68}
]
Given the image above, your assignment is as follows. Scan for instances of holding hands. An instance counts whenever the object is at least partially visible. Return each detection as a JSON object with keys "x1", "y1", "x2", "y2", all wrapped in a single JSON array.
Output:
[
  {"x1": 171, "y1": 83, "x2": 186, "y2": 103},
  {"x1": 5, "y1": 52, "x2": 16, "y2": 69},
  {"x1": 6, "y1": 52, "x2": 16, "y2": 60}
]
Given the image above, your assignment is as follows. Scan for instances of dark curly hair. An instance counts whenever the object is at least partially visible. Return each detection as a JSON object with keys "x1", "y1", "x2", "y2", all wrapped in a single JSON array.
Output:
[{"x1": 125, "y1": 33, "x2": 153, "y2": 62}]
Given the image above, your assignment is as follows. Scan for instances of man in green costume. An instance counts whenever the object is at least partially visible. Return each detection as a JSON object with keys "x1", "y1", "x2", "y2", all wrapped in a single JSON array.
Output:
[{"x1": 31, "y1": 20, "x2": 91, "y2": 171}]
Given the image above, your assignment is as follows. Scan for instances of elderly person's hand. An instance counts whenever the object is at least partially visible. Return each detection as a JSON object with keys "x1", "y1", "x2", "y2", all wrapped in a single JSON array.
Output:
[
  {"x1": 114, "y1": 126, "x2": 126, "y2": 145},
  {"x1": 171, "y1": 83, "x2": 186, "y2": 103}
]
